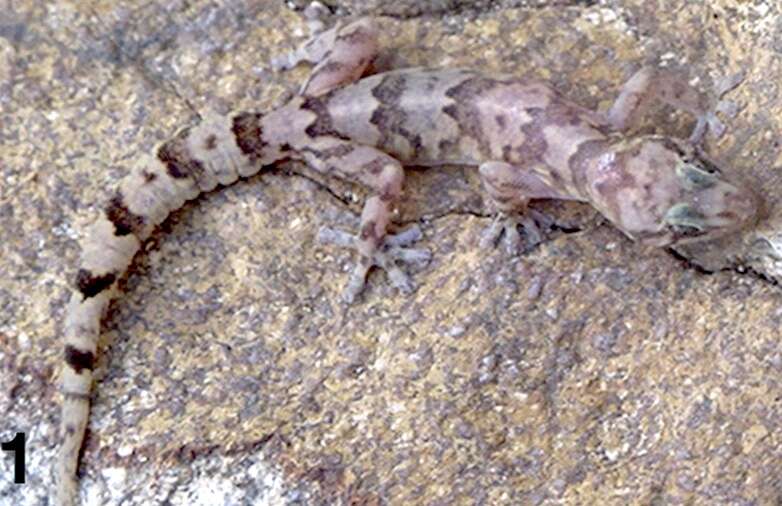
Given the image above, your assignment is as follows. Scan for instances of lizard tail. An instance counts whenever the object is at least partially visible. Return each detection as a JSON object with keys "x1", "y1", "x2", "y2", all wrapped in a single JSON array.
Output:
[{"x1": 57, "y1": 112, "x2": 267, "y2": 505}]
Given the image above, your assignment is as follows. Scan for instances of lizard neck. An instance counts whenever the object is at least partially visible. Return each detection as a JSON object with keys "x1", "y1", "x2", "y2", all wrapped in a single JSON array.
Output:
[{"x1": 568, "y1": 137, "x2": 615, "y2": 201}]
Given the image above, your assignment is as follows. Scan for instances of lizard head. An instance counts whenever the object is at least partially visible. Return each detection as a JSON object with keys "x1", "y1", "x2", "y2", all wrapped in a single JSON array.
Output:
[{"x1": 586, "y1": 135, "x2": 758, "y2": 247}]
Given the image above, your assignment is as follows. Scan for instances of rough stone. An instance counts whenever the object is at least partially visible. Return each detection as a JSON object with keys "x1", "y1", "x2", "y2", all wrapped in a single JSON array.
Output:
[{"x1": 1, "y1": 1, "x2": 781, "y2": 504}]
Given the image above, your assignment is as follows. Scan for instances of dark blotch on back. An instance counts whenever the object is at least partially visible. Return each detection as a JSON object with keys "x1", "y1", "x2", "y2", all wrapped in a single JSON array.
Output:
[
  {"x1": 64, "y1": 345, "x2": 95, "y2": 374},
  {"x1": 300, "y1": 96, "x2": 347, "y2": 139},
  {"x1": 75, "y1": 268, "x2": 116, "y2": 298},
  {"x1": 442, "y1": 76, "x2": 499, "y2": 157},
  {"x1": 443, "y1": 73, "x2": 493, "y2": 100},
  {"x1": 105, "y1": 192, "x2": 145, "y2": 236},
  {"x1": 370, "y1": 106, "x2": 423, "y2": 159},
  {"x1": 371, "y1": 74, "x2": 407, "y2": 104},
  {"x1": 517, "y1": 114, "x2": 549, "y2": 167},
  {"x1": 157, "y1": 128, "x2": 206, "y2": 180},
  {"x1": 232, "y1": 112, "x2": 267, "y2": 160}
]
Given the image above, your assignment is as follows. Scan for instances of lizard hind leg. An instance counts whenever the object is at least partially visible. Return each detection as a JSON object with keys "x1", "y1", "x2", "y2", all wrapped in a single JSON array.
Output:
[
  {"x1": 478, "y1": 161, "x2": 564, "y2": 254},
  {"x1": 298, "y1": 139, "x2": 430, "y2": 303},
  {"x1": 271, "y1": 16, "x2": 379, "y2": 97}
]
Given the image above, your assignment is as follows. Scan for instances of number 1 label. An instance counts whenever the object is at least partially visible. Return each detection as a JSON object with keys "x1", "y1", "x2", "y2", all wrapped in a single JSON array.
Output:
[{"x1": 1, "y1": 432, "x2": 25, "y2": 484}]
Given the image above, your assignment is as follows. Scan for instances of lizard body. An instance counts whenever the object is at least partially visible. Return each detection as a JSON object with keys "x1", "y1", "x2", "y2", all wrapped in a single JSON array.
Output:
[{"x1": 57, "y1": 17, "x2": 758, "y2": 505}]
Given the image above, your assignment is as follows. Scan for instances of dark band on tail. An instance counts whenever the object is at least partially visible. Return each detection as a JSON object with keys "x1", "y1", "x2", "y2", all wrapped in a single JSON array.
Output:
[
  {"x1": 231, "y1": 112, "x2": 267, "y2": 159},
  {"x1": 157, "y1": 129, "x2": 207, "y2": 180},
  {"x1": 105, "y1": 192, "x2": 146, "y2": 237},
  {"x1": 64, "y1": 345, "x2": 95, "y2": 374},
  {"x1": 75, "y1": 269, "x2": 116, "y2": 298}
]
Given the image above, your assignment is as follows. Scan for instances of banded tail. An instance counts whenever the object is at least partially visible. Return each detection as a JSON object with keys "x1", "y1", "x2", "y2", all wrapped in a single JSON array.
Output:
[{"x1": 57, "y1": 112, "x2": 268, "y2": 505}]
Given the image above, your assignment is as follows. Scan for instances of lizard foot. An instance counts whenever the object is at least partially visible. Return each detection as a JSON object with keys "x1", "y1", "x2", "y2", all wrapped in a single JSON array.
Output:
[
  {"x1": 318, "y1": 225, "x2": 431, "y2": 303},
  {"x1": 480, "y1": 209, "x2": 553, "y2": 254}
]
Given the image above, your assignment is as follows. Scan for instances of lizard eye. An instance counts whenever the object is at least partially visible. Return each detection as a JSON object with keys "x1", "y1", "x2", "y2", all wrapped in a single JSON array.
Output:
[
  {"x1": 664, "y1": 203, "x2": 706, "y2": 232},
  {"x1": 676, "y1": 161, "x2": 720, "y2": 189}
]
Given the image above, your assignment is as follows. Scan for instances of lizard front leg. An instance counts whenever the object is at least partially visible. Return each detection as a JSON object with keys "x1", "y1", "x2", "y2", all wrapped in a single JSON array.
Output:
[
  {"x1": 297, "y1": 138, "x2": 430, "y2": 302},
  {"x1": 607, "y1": 66, "x2": 725, "y2": 143},
  {"x1": 478, "y1": 161, "x2": 571, "y2": 254}
]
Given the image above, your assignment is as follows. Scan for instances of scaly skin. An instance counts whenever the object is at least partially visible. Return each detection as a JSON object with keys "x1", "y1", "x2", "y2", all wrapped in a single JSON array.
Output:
[{"x1": 57, "y1": 16, "x2": 758, "y2": 505}]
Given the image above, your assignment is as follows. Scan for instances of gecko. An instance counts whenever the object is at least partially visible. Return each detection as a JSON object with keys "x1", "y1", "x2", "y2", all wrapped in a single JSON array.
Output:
[{"x1": 56, "y1": 16, "x2": 759, "y2": 505}]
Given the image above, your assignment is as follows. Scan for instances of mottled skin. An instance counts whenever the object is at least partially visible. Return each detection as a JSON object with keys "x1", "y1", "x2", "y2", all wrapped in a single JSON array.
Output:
[{"x1": 57, "y1": 17, "x2": 758, "y2": 505}]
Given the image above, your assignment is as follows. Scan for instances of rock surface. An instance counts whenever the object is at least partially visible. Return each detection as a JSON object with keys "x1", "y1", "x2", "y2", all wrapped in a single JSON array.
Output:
[{"x1": 1, "y1": 1, "x2": 781, "y2": 504}]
